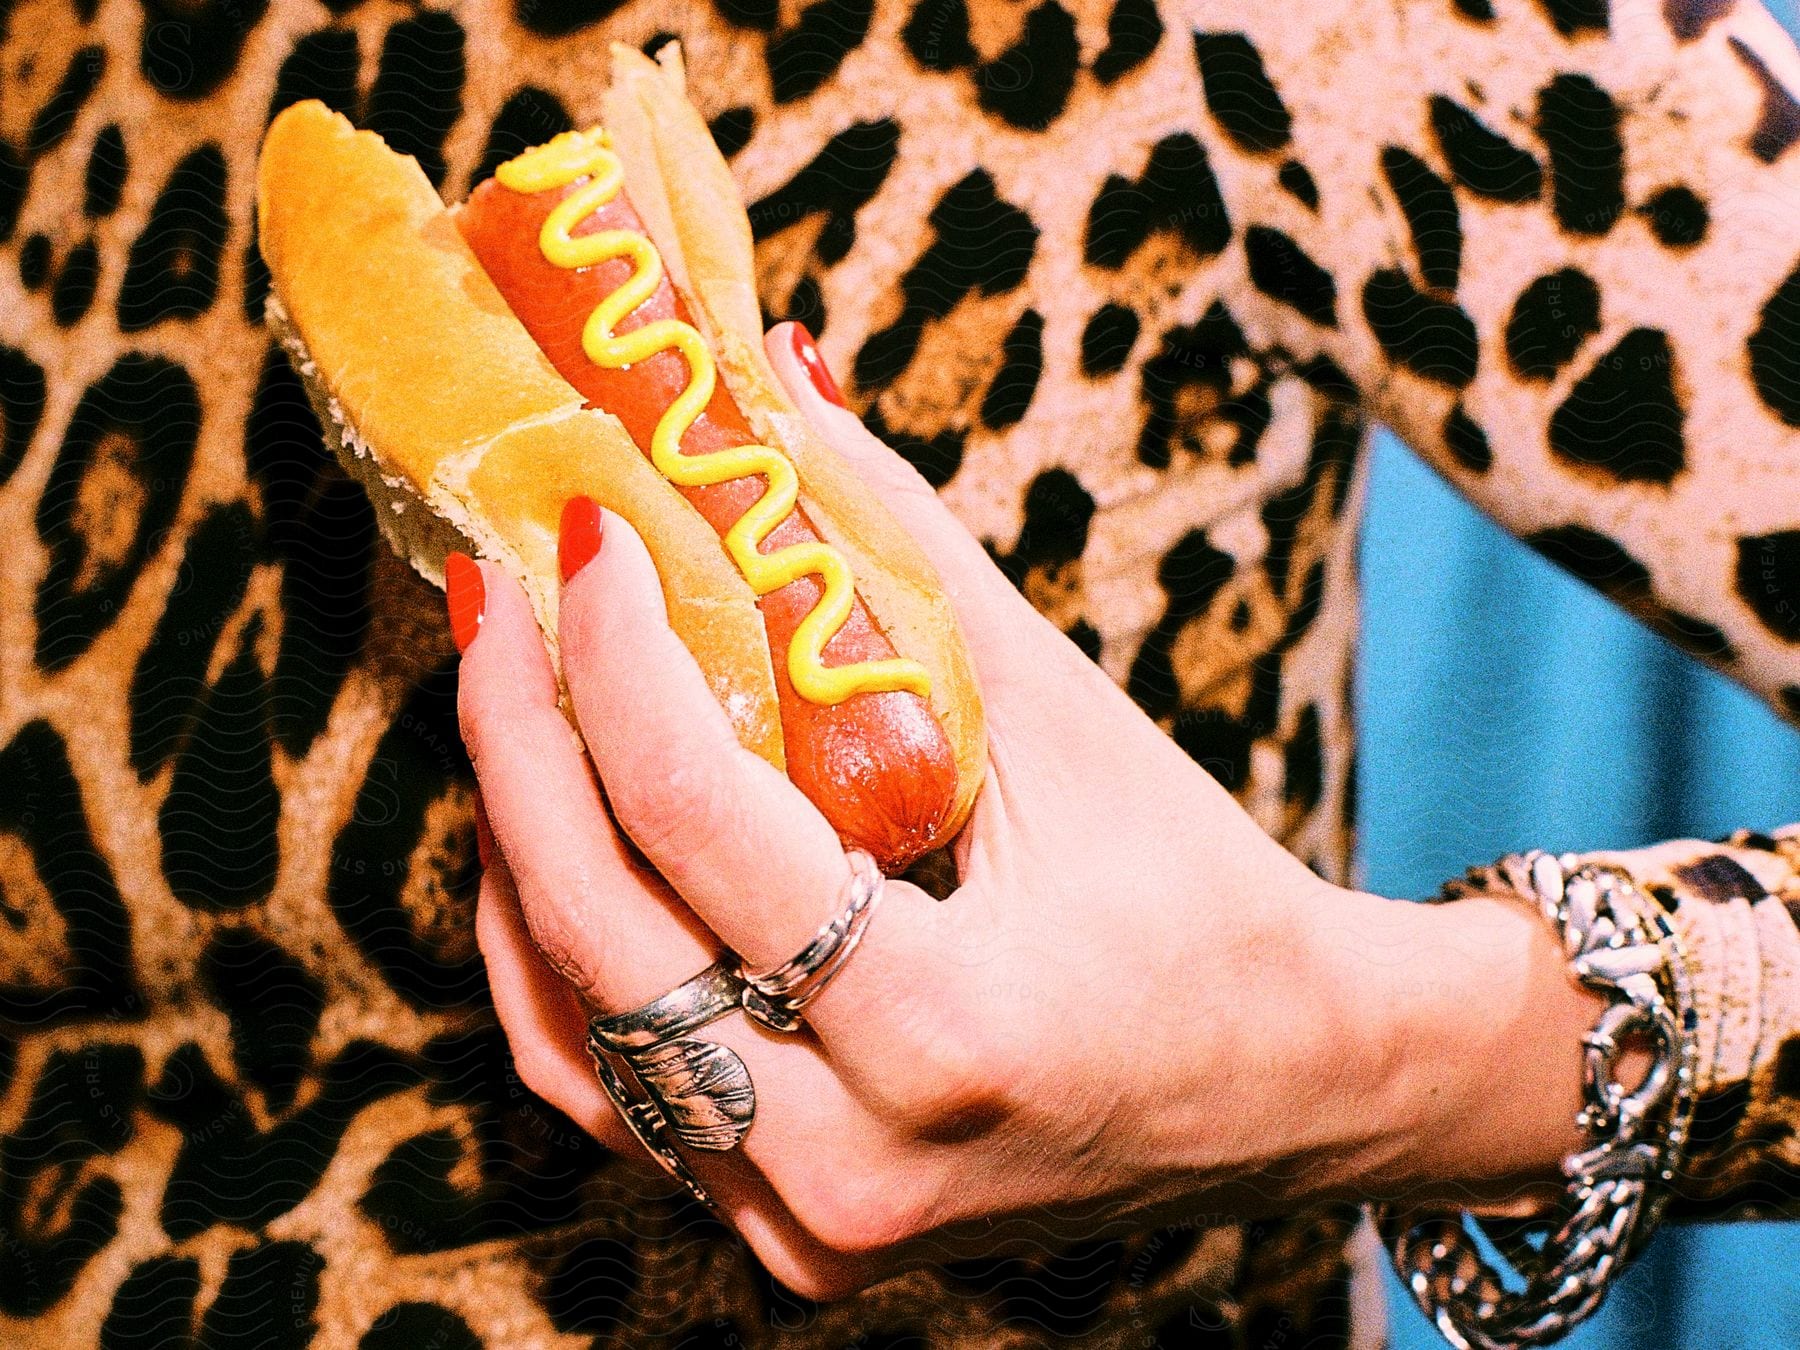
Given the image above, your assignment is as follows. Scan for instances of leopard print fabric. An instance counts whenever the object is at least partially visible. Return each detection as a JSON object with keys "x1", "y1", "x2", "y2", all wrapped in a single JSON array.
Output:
[{"x1": 1, "y1": 0, "x2": 1797, "y2": 1345}]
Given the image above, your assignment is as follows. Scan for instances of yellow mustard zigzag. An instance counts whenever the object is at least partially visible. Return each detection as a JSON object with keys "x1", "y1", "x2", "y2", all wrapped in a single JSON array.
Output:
[{"x1": 497, "y1": 129, "x2": 930, "y2": 707}]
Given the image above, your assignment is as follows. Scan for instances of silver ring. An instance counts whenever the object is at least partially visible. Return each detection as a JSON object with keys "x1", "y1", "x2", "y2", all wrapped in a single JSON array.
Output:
[
  {"x1": 587, "y1": 960, "x2": 757, "y2": 1209},
  {"x1": 739, "y1": 849, "x2": 885, "y2": 1033}
]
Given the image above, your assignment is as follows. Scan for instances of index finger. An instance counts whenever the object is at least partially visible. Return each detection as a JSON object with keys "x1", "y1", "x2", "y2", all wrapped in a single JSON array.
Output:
[{"x1": 763, "y1": 323, "x2": 1053, "y2": 678}]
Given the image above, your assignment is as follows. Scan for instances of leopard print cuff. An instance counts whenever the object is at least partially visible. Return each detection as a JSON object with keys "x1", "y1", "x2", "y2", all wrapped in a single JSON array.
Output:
[{"x1": 1565, "y1": 829, "x2": 1800, "y2": 1217}]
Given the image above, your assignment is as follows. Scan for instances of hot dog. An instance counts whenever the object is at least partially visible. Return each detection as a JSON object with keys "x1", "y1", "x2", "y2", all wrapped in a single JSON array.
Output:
[{"x1": 255, "y1": 42, "x2": 985, "y2": 871}]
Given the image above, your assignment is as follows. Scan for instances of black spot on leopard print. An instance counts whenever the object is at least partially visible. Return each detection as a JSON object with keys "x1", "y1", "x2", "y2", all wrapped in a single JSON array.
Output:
[
  {"x1": 1749, "y1": 259, "x2": 1800, "y2": 427},
  {"x1": 1129, "y1": 530, "x2": 1234, "y2": 717},
  {"x1": 99, "y1": 1254, "x2": 200, "y2": 1348},
  {"x1": 769, "y1": 0, "x2": 874, "y2": 104},
  {"x1": 854, "y1": 169, "x2": 1037, "y2": 390},
  {"x1": 1665, "y1": 0, "x2": 1734, "y2": 40},
  {"x1": 542, "y1": 1237, "x2": 640, "y2": 1337},
  {"x1": 1278, "y1": 159, "x2": 1320, "y2": 210},
  {"x1": 1537, "y1": 75, "x2": 1626, "y2": 235},
  {"x1": 472, "y1": 87, "x2": 574, "y2": 191},
  {"x1": 1244, "y1": 225, "x2": 1337, "y2": 326},
  {"x1": 1548, "y1": 327, "x2": 1686, "y2": 483},
  {"x1": 1135, "y1": 302, "x2": 1248, "y2": 468},
  {"x1": 201, "y1": 929, "x2": 325, "y2": 1114},
  {"x1": 1675, "y1": 854, "x2": 1770, "y2": 902},
  {"x1": 1094, "y1": 0, "x2": 1163, "y2": 85},
  {"x1": 1735, "y1": 532, "x2": 1800, "y2": 642},
  {"x1": 268, "y1": 27, "x2": 359, "y2": 122},
  {"x1": 0, "y1": 1044, "x2": 144, "y2": 1317},
  {"x1": 1361, "y1": 268, "x2": 1478, "y2": 388},
  {"x1": 1429, "y1": 96, "x2": 1544, "y2": 202},
  {"x1": 137, "y1": 0, "x2": 270, "y2": 101},
  {"x1": 1689, "y1": 1079, "x2": 1752, "y2": 1158},
  {"x1": 1532, "y1": 525, "x2": 1736, "y2": 659},
  {"x1": 902, "y1": 0, "x2": 975, "y2": 69},
  {"x1": 993, "y1": 467, "x2": 1095, "y2": 589},
  {"x1": 329, "y1": 663, "x2": 482, "y2": 1008},
  {"x1": 361, "y1": 1304, "x2": 483, "y2": 1350},
  {"x1": 1285, "y1": 703, "x2": 1324, "y2": 812},
  {"x1": 27, "y1": 45, "x2": 105, "y2": 158},
  {"x1": 83, "y1": 123, "x2": 127, "y2": 218},
  {"x1": 1148, "y1": 1298, "x2": 1235, "y2": 1348},
  {"x1": 50, "y1": 237, "x2": 99, "y2": 326},
  {"x1": 417, "y1": 1022, "x2": 617, "y2": 1230},
  {"x1": 360, "y1": 1127, "x2": 486, "y2": 1253},
  {"x1": 198, "y1": 1242, "x2": 322, "y2": 1348},
  {"x1": 117, "y1": 143, "x2": 228, "y2": 331},
  {"x1": 0, "y1": 140, "x2": 26, "y2": 243},
  {"x1": 268, "y1": 474, "x2": 376, "y2": 754},
  {"x1": 977, "y1": 2, "x2": 1080, "y2": 130},
  {"x1": 1443, "y1": 403, "x2": 1492, "y2": 472},
  {"x1": 751, "y1": 120, "x2": 899, "y2": 266},
  {"x1": 715, "y1": 0, "x2": 778, "y2": 31},
  {"x1": 1773, "y1": 1037, "x2": 1800, "y2": 1097},
  {"x1": 1382, "y1": 147, "x2": 1461, "y2": 291},
  {"x1": 1730, "y1": 37, "x2": 1800, "y2": 164},
  {"x1": 1174, "y1": 707, "x2": 1254, "y2": 791},
  {"x1": 0, "y1": 342, "x2": 46, "y2": 486},
  {"x1": 18, "y1": 232, "x2": 51, "y2": 289},
  {"x1": 129, "y1": 502, "x2": 257, "y2": 774},
  {"x1": 1081, "y1": 302, "x2": 1140, "y2": 375},
  {"x1": 709, "y1": 106, "x2": 756, "y2": 158},
  {"x1": 1452, "y1": 0, "x2": 1496, "y2": 20},
  {"x1": 0, "y1": 722, "x2": 135, "y2": 1021},
  {"x1": 1193, "y1": 32, "x2": 1292, "y2": 153},
  {"x1": 1085, "y1": 133, "x2": 1231, "y2": 269},
  {"x1": 35, "y1": 355, "x2": 198, "y2": 672},
  {"x1": 159, "y1": 615, "x2": 280, "y2": 910},
  {"x1": 366, "y1": 14, "x2": 465, "y2": 188},
  {"x1": 515, "y1": 0, "x2": 627, "y2": 38},
  {"x1": 1640, "y1": 185, "x2": 1709, "y2": 247},
  {"x1": 152, "y1": 1039, "x2": 421, "y2": 1239},
  {"x1": 1505, "y1": 267, "x2": 1601, "y2": 379},
  {"x1": 1536, "y1": 0, "x2": 1609, "y2": 35},
  {"x1": 982, "y1": 309, "x2": 1045, "y2": 427}
]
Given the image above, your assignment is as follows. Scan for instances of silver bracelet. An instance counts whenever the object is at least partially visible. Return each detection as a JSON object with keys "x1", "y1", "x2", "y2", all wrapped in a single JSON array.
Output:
[{"x1": 1376, "y1": 850, "x2": 1698, "y2": 1350}]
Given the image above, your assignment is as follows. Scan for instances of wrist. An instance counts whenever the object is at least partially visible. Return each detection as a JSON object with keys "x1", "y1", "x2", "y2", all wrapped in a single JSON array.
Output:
[{"x1": 1314, "y1": 887, "x2": 1608, "y2": 1209}]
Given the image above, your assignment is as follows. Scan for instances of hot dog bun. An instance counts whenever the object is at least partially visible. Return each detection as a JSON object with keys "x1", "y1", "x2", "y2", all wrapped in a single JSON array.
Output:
[{"x1": 256, "y1": 43, "x2": 986, "y2": 861}]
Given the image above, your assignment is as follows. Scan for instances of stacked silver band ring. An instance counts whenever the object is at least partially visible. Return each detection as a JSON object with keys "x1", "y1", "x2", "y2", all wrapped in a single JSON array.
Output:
[{"x1": 585, "y1": 849, "x2": 886, "y2": 1208}]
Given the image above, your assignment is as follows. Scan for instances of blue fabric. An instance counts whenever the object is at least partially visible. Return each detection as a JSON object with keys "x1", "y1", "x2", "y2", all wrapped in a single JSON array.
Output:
[{"x1": 1360, "y1": 433, "x2": 1800, "y2": 1348}]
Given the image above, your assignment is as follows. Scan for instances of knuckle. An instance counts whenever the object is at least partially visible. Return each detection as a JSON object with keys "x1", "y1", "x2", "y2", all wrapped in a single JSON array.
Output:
[
  {"x1": 752, "y1": 1246, "x2": 879, "y2": 1304},
  {"x1": 606, "y1": 758, "x2": 735, "y2": 859},
  {"x1": 865, "y1": 996, "x2": 1029, "y2": 1139},
  {"x1": 776, "y1": 1157, "x2": 933, "y2": 1259}
]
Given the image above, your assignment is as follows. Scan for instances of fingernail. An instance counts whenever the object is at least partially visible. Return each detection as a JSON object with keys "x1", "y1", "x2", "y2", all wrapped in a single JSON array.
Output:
[
  {"x1": 790, "y1": 322, "x2": 845, "y2": 408},
  {"x1": 473, "y1": 790, "x2": 493, "y2": 868},
  {"x1": 445, "y1": 551, "x2": 486, "y2": 653},
  {"x1": 559, "y1": 495, "x2": 604, "y2": 584}
]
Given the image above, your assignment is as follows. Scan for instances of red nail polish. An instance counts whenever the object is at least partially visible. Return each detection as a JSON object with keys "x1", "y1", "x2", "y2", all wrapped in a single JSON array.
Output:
[
  {"x1": 790, "y1": 323, "x2": 845, "y2": 408},
  {"x1": 445, "y1": 551, "x2": 485, "y2": 653},
  {"x1": 559, "y1": 495, "x2": 604, "y2": 584},
  {"x1": 473, "y1": 791, "x2": 493, "y2": 868}
]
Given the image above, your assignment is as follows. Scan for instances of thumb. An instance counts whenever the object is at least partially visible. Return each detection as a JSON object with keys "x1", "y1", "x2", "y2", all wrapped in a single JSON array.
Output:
[{"x1": 762, "y1": 321, "x2": 1049, "y2": 672}]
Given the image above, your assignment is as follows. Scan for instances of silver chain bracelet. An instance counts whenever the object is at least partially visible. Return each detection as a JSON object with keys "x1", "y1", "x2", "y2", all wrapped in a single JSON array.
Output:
[{"x1": 1376, "y1": 850, "x2": 1698, "y2": 1350}]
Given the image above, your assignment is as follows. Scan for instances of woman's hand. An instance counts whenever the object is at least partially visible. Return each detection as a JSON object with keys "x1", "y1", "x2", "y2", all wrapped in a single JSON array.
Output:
[{"x1": 457, "y1": 323, "x2": 1605, "y2": 1298}]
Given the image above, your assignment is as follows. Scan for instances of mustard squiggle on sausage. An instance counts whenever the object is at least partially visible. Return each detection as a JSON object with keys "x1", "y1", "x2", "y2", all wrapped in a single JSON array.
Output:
[{"x1": 497, "y1": 129, "x2": 931, "y2": 707}]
